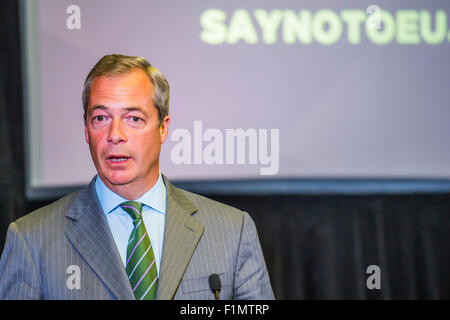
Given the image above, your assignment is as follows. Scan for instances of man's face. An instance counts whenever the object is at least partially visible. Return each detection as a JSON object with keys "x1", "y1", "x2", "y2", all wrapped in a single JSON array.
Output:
[{"x1": 85, "y1": 70, "x2": 169, "y2": 199}]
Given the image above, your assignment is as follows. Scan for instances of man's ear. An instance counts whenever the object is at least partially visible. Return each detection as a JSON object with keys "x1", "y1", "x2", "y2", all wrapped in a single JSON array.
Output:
[
  {"x1": 160, "y1": 115, "x2": 170, "y2": 144},
  {"x1": 84, "y1": 125, "x2": 90, "y2": 144}
]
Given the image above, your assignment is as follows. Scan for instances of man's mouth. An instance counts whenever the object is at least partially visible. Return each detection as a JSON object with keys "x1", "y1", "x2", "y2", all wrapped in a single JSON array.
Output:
[{"x1": 107, "y1": 155, "x2": 131, "y2": 163}]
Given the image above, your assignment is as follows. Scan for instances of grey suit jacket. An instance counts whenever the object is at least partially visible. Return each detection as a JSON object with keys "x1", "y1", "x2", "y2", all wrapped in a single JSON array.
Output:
[{"x1": 0, "y1": 175, "x2": 274, "y2": 300}]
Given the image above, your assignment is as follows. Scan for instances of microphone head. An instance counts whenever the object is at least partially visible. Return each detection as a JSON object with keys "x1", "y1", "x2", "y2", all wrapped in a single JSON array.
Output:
[{"x1": 209, "y1": 273, "x2": 221, "y2": 292}]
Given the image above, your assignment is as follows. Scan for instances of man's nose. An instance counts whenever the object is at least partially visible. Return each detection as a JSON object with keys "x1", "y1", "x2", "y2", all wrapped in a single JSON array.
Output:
[{"x1": 107, "y1": 119, "x2": 127, "y2": 144}]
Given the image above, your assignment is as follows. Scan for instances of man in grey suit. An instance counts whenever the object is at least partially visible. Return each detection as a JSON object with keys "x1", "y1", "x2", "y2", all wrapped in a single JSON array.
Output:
[{"x1": 0, "y1": 54, "x2": 274, "y2": 300}]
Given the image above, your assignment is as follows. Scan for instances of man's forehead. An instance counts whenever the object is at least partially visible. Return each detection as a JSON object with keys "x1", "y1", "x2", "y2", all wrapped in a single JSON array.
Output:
[{"x1": 90, "y1": 71, "x2": 153, "y2": 100}]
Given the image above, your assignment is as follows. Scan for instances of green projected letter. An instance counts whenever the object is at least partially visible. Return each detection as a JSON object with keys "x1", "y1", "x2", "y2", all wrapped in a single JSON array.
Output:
[
  {"x1": 282, "y1": 10, "x2": 313, "y2": 44},
  {"x1": 227, "y1": 9, "x2": 259, "y2": 44},
  {"x1": 341, "y1": 10, "x2": 366, "y2": 44},
  {"x1": 200, "y1": 9, "x2": 227, "y2": 45},
  {"x1": 397, "y1": 10, "x2": 420, "y2": 44},
  {"x1": 254, "y1": 9, "x2": 283, "y2": 44},
  {"x1": 421, "y1": 10, "x2": 447, "y2": 45},
  {"x1": 313, "y1": 10, "x2": 342, "y2": 45}
]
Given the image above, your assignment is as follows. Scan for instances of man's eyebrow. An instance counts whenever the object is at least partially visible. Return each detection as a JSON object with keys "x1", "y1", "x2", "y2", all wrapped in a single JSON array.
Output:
[
  {"x1": 89, "y1": 105, "x2": 107, "y2": 113},
  {"x1": 124, "y1": 107, "x2": 149, "y2": 118},
  {"x1": 89, "y1": 105, "x2": 149, "y2": 117}
]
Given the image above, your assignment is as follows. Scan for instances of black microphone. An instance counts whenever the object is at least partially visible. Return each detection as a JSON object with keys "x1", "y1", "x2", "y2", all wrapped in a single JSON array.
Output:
[{"x1": 209, "y1": 274, "x2": 221, "y2": 300}]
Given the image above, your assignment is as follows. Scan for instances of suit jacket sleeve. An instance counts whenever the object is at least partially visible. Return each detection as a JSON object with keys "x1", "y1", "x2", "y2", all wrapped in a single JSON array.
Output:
[
  {"x1": 0, "y1": 222, "x2": 42, "y2": 299},
  {"x1": 233, "y1": 212, "x2": 274, "y2": 299}
]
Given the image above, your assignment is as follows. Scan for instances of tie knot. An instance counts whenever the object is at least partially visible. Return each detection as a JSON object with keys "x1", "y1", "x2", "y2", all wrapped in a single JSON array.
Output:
[{"x1": 120, "y1": 201, "x2": 143, "y2": 221}]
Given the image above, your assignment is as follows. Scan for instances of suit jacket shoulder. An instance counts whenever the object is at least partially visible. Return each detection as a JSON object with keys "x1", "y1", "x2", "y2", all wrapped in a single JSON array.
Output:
[
  {"x1": 14, "y1": 191, "x2": 79, "y2": 234},
  {"x1": 0, "y1": 181, "x2": 134, "y2": 300},
  {"x1": 163, "y1": 177, "x2": 274, "y2": 300},
  {"x1": 177, "y1": 187, "x2": 247, "y2": 224}
]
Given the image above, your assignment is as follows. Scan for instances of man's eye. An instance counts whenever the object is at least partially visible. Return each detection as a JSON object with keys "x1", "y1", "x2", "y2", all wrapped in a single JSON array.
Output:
[
  {"x1": 131, "y1": 116, "x2": 142, "y2": 122},
  {"x1": 94, "y1": 115, "x2": 105, "y2": 121}
]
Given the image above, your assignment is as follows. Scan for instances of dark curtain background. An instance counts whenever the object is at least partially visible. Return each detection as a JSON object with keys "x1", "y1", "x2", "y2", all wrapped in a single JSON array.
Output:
[{"x1": 1, "y1": 1, "x2": 449, "y2": 299}]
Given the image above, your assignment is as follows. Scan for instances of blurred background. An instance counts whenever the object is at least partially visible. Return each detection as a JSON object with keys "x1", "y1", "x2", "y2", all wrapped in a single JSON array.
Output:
[{"x1": 0, "y1": 0, "x2": 449, "y2": 299}]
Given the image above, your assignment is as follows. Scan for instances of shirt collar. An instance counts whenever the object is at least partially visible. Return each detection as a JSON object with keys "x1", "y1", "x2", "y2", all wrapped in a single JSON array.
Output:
[{"x1": 95, "y1": 172, "x2": 166, "y2": 215}]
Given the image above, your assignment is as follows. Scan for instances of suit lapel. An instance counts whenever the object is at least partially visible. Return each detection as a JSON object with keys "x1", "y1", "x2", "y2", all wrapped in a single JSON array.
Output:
[
  {"x1": 64, "y1": 178, "x2": 135, "y2": 300},
  {"x1": 157, "y1": 175, "x2": 204, "y2": 300}
]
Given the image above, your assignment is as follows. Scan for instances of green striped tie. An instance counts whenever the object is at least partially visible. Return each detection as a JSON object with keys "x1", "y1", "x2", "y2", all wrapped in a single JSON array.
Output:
[{"x1": 120, "y1": 201, "x2": 158, "y2": 300}]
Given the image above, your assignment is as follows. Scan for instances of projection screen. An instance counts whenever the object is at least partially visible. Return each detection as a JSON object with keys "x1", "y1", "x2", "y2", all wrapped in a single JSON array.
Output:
[{"x1": 20, "y1": 0, "x2": 450, "y2": 198}]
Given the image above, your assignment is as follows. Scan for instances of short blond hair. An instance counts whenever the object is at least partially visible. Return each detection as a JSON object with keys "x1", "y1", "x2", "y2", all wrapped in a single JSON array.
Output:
[{"x1": 82, "y1": 54, "x2": 169, "y2": 124}]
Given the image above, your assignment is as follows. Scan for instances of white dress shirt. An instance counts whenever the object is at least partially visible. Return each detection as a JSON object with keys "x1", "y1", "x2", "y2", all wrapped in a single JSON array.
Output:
[{"x1": 94, "y1": 173, "x2": 166, "y2": 275}]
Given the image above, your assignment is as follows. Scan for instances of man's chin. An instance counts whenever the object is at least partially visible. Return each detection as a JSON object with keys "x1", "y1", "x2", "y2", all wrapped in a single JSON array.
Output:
[{"x1": 100, "y1": 173, "x2": 135, "y2": 187}]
